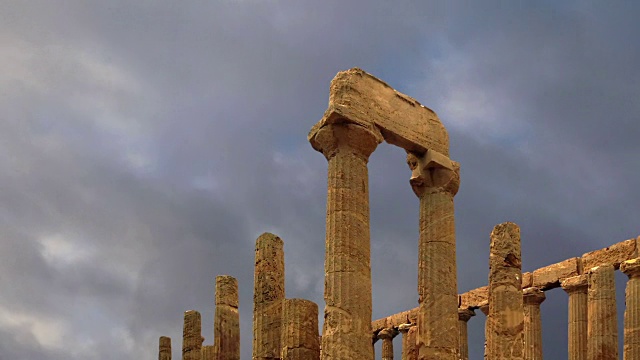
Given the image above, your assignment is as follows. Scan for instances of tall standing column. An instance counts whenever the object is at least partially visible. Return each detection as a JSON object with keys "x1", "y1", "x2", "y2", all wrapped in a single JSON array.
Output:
[
  {"x1": 485, "y1": 222, "x2": 524, "y2": 360},
  {"x1": 458, "y1": 308, "x2": 475, "y2": 360},
  {"x1": 406, "y1": 150, "x2": 460, "y2": 360},
  {"x1": 620, "y1": 258, "x2": 640, "y2": 360},
  {"x1": 561, "y1": 275, "x2": 588, "y2": 360},
  {"x1": 398, "y1": 324, "x2": 417, "y2": 360},
  {"x1": 587, "y1": 265, "x2": 618, "y2": 360},
  {"x1": 160, "y1": 336, "x2": 172, "y2": 360},
  {"x1": 309, "y1": 122, "x2": 382, "y2": 360},
  {"x1": 378, "y1": 328, "x2": 398, "y2": 360},
  {"x1": 253, "y1": 233, "x2": 285, "y2": 360},
  {"x1": 215, "y1": 275, "x2": 240, "y2": 360},
  {"x1": 523, "y1": 287, "x2": 545, "y2": 360},
  {"x1": 183, "y1": 310, "x2": 203, "y2": 360},
  {"x1": 281, "y1": 298, "x2": 320, "y2": 360}
]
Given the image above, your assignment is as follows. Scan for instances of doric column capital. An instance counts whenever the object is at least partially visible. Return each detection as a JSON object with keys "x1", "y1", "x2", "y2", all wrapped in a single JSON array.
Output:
[
  {"x1": 621, "y1": 258, "x2": 640, "y2": 278},
  {"x1": 398, "y1": 323, "x2": 414, "y2": 334},
  {"x1": 523, "y1": 287, "x2": 546, "y2": 305},
  {"x1": 458, "y1": 308, "x2": 475, "y2": 322},
  {"x1": 378, "y1": 328, "x2": 399, "y2": 340},
  {"x1": 561, "y1": 274, "x2": 588, "y2": 294},
  {"x1": 309, "y1": 122, "x2": 383, "y2": 161},
  {"x1": 406, "y1": 150, "x2": 460, "y2": 197}
]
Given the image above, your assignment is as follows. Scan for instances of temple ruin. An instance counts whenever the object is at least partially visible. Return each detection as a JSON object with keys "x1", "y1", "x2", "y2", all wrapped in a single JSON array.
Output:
[{"x1": 156, "y1": 68, "x2": 640, "y2": 359}]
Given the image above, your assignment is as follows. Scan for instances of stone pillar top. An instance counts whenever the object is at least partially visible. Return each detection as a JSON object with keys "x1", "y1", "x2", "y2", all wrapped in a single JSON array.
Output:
[
  {"x1": 458, "y1": 308, "x2": 475, "y2": 322},
  {"x1": 310, "y1": 122, "x2": 383, "y2": 161},
  {"x1": 561, "y1": 274, "x2": 588, "y2": 293},
  {"x1": 378, "y1": 328, "x2": 399, "y2": 340},
  {"x1": 398, "y1": 323, "x2": 414, "y2": 333},
  {"x1": 215, "y1": 275, "x2": 238, "y2": 307},
  {"x1": 523, "y1": 287, "x2": 546, "y2": 305},
  {"x1": 406, "y1": 151, "x2": 460, "y2": 197},
  {"x1": 621, "y1": 258, "x2": 640, "y2": 278}
]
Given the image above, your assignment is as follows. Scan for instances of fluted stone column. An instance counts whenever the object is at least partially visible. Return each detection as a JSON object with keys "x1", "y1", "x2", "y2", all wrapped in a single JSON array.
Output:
[
  {"x1": 587, "y1": 265, "x2": 618, "y2": 360},
  {"x1": 281, "y1": 299, "x2": 320, "y2": 360},
  {"x1": 309, "y1": 122, "x2": 382, "y2": 360},
  {"x1": 378, "y1": 328, "x2": 398, "y2": 360},
  {"x1": 183, "y1": 310, "x2": 203, "y2": 360},
  {"x1": 160, "y1": 336, "x2": 171, "y2": 360},
  {"x1": 458, "y1": 308, "x2": 475, "y2": 360},
  {"x1": 523, "y1": 287, "x2": 545, "y2": 360},
  {"x1": 621, "y1": 258, "x2": 640, "y2": 360},
  {"x1": 406, "y1": 150, "x2": 460, "y2": 360},
  {"x1": 201, "y1": 345, "x2": 215, "y2": 360},
  {"x1": 398, "y1": 324, "x2": 417, "y2": 360},
  {"x1": 486, "y1": 222, "x2": 524, "y2": 360},
  {"x1": 253, "y1": 233, "x2": 285, "y2": 360},
  {"x1": 561, "y1": 274, "x2": 588, "y2": 360},
  {"x1": 215, "y1": 275, "x2": 240, "y2": 360},
  {"x1": 479, "y1": 301, "x2": 489, "y2": 360}
]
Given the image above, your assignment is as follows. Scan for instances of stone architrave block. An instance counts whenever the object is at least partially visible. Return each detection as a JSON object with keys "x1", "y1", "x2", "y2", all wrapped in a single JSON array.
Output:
[
  {"x1": 532, "y1": 257, "x2": 582, "y2": 290},
  {"x1": 582, "y1": 238, "x2": 638, "y2": 270},
  {"x1": 371, "y1": 308, "x2": 418, "y2": 333},
  {"x1": 522, "y1": 272, "x2": 533, "y2": 288},
  {"x1": 459, "y1": 286, "x2": 488, "y2": 309}
]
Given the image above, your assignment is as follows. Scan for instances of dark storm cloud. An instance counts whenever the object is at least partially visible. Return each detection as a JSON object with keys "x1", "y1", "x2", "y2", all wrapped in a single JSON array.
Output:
[{"x1": 1, "y1": 1, "x2": 639, "y2": 359}]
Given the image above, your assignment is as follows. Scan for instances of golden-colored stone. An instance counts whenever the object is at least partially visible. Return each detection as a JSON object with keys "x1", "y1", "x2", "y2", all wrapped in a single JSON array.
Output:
[{"x1": 215, "y1": 275, "x2": 239, "y2": 360}]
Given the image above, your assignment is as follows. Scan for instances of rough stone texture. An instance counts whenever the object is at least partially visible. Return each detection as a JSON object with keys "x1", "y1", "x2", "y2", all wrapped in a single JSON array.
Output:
[
  {"x1": 159, "y1": 336, "x2": 171, "y2": 360},
  {"x1": 587, "y1": 265, "x2": 618, "y2": 360},
  {"x1": 458, "y1": 309, "x2": 475, "y2": 360},
  {"x1": 582, "y1": 238, "x2": 638, "y2": 270},
  {"x1": 398, "y1": 324, "x2": 417, "y2": 360},
  {"x1": 378, "y1": 328, "x2": 398, "y2": 360},
  {"x1": 561, "y1": 275, "x2": 588, "y2": 360},
  {"x1": 522, "y1": 272, "x2": 533, "y2": 288},
  {"x1": 215, "y1": 275, "x2": 239, "y2": 360},
  {"x1": 620, "y1": 258, "x2": 640, "y2": 360},
  {"x1": 460, "y1": 286, "x2": 488, "y2": 310},
  {"x1": 201, "y1": 345, "x2": 215, "y2": 360},
  {"x1": 486, "y1": 222, "x2": 524, "y2": 360},
  {"x1": 532, "y1": 257, "x2": 582, "y2": 290},
  {"x1": 372, "y1": 308, "x2": 418, "y2": 333},
  {"x1": 311, "y1": 122, "x2": 381, "y2": 360},
  {"x1": 522, "y1": 287, "x2": 545, "y2": 360},
  {"x1": 308, "y1": 68, "x2": 449, "y2": 156},
  {"x1": 183, "y1": 310, "x2": 202, "y2": 360},
  {"x1": 253, "y1": 233, "x2": 285, "y2": 360},
  {"x1": 280, "y1": 299, "x2": 320, "y2": 360}
]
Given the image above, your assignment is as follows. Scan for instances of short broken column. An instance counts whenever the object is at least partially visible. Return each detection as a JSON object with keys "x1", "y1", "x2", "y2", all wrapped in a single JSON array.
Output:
[
  {"x1": 561, "y1": 274, "x2": 588, "y2": 360},
  {"x1": 280, "y1": 298, "x2": 320, "y2": 360},
  {"x1": 183, "y1": 310, "x2": 203, "y2": 360},
  {"x1": 587, "y1": 264, "x2": 618, "y2": 360},
  {"x1": 523, "y1": 287, "x2": 545, "y2": 360},
  {"x1": 485, "y1": 222, "x2": 524, "y2": 360},
  {"x1": 398, "y1": 324, "x2": 417, "y2": 360},
  {"x1": 621, "y1": 258, "x2": 640, "y2": 360},
  {"x1": 215, "y1": 275, "x2": 240, "y2": 360},
  {"x1": 253, "y1": 233, "x2": 285, "y2": 360},
  {"x1": 160, "y1": 336, "x2": 172, "y2": 360},
  {"x1": 378, "y1": 328, "x2": 398, "y2": 360},
  {"x1": 458, "y1": 308, "x2": 475, "y2": 360}
]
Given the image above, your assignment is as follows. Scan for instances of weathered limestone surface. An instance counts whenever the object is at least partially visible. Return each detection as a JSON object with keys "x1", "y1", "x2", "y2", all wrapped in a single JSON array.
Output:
[
  {"x1": 378, "y1": 328, "x2": 398, "y2": 360},
  {"x1": 458, "y1": 308, "x2": 475, "y2": 360},
  {"x1": 587, "y1": 265, "x2": 618, "y2": 360},
  {"x1": 183, "y1": 310, "x2": 202, "y2": 360},
  {"x1": 460, "y1": 286, "x2": 488, "y2": 310},
  {"x1": 582, "y1": 238, "x2": 638, "y2": 270},
  {"x1": 522, "y1": 272, "x2": 533, "y2": 288},
  {"x1": 532, "y1": 257, "x2": 582, "y2": 290},
  {"x1": 398, "y1": 324, "x2": 417, "y2": 360},
  {"x1": 309, "y1": 68, "x2": 449, "y2": 156},
  {"x1": 201, "y1": 345, "x2": 215, "y2": 360},
  {"x1": 372, "y1": 308, "x2": 418, "y2": 333},
  {"x1": 621, "y1": 258, "x2": 640, "y2": 360},
  {"x1": 160, "y1": 336, "x2": 171, "y2": 360},
  {"x1": 486, "y1": 222, "x2": 524, "y2": 360},
  {"x1": 561, "y1": 275, "x2": 588, "y2": 360},
  {"x1": 215, "y1": 275, "x2": 239, "y2": 360},
  {"x1": 253, "y1": 233, "x2": 285, "y2": 360},
  {"x1": 522, "y1": 287, "x2": 545, "y2": 360},
  {"x1": 311, "y1": 123, "x2": 381, "y2": 360},
  {"x1": 281, "y1": 299, "x2": 320, "y2": 360}
]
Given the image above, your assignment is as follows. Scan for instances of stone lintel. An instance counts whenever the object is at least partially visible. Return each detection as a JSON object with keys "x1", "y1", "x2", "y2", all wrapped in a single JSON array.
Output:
[
  {"x1": 522, "y1": 272, "x2": 533, "y2": 288},
  {"x1": 582, "y1": 238, "x2": 638, "y2": 270},
  {"x1": 532, "y1": 257, "x2": 582, "y2": 290},
  {"x1": 459, "y1": 286, "x2": 488, "y2": 309},
  {"x1": 309, "y1": 68, "x2": 449, "y2": 156},
  {"x1": 371, "y1": 308, "x2": 418, "y2": 333}
]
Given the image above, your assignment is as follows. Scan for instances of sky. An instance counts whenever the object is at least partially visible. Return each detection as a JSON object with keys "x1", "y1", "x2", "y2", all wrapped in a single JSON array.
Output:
[{"x1": 1, "y1": 1, "x2": 639, "y2": 359}]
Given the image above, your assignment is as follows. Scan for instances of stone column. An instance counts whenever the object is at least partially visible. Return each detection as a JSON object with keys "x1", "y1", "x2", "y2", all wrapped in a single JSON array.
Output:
[
  {"x1": 253, "y1": 233, "x2": 285, "y2": 360},
  {"x1": 398, "y1": 324, "x2": 417, "y2": 360},
  {"x1": 378, "y1": 328, "x2": 398, "y2": 360},
  {"x1": 406, "y1": 150, "x2": 460, "y2": 360},
  {"x1": 485, "y1": 222, "x2": 524, "y2": 360},
  {"x1": 159, "y1": 336, "x2": 171, "y2": 360},
  {"x1": 309, "y1": 122, "x2": 382, "y2": 360},
  {"x1": 621, "y1": 258, "x2": 640, "y2": 360},
  {"x1": 201, "y1": 345, "x2": 215, "y2": 360},
  {"x1": 281, "y1": 298, "x2": 320, "y2": 360},
  {"x1": 523, "y1": 287, "x2": 545, "y2": 360},
  {"x1": 561, "y1": 274, "x2": 588, "y2": 360},
  {"x1": 587, "y1": 264, "x2": 618, "y2": 360},
  {"x1": 183, "y1": 310, "x2": 203, "y2": 360},
  {"x1": 458, "y1": 308, "x2": 475, "y2": 360},
  {"x1": 215, "y1": 275, "x2": 240, "y2": 360},
  {"x1": 479, "y1": 301, "x2": 489, "y2": 360}
]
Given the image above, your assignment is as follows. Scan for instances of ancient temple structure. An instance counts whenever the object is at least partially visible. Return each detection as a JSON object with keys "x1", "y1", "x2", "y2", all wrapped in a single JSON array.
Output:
[{"x1": 157, "y1": 68, "x2": 640, "y2": 360}]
